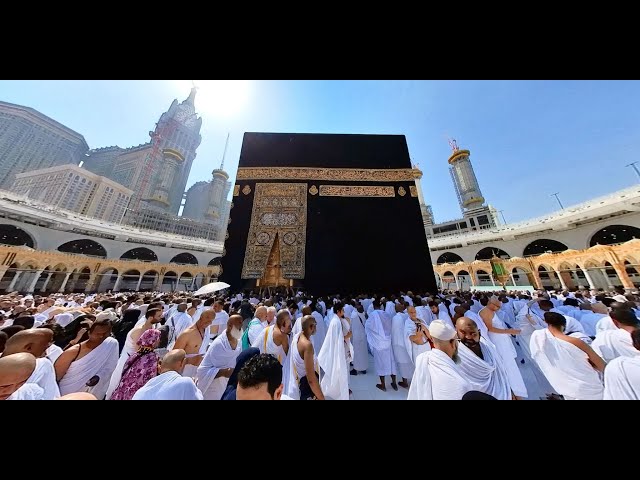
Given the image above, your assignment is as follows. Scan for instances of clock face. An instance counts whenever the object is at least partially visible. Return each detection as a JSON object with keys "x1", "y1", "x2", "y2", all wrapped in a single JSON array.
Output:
[{"x1": 176, "y1": 106, "x2": 197, "y2": 126}]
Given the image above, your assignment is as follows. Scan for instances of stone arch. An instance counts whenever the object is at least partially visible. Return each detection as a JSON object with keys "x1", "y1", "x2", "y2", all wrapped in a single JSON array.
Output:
[
  {"x1": 589, "y1": 224, "x2": 640, "y2": 247},
  {"x1": 57, "y1": 239, "x2": 107, "y2": 258},
  {"x1": 475, "y1": 269, "x2": 494, "y2": 286},
  {"x1": 120, "y1": 248, "x2": 158, "y2": 262},
  {"x1": 119, "y1": 269, "x2": 142, "y2": 292},
  {"x1": 437, "y1": 252, "x2": 464, "y2": 264},
  {"x1": 178, "y1": 271, "x2": 194, "y2": 291},
  {"x1": 624, "y1": 260, "x2": 640, "y2": 287},
  {"x1": 71, "y1": 267, "x2": 92, "y2": 293},
  {"x1": 536, "y1": 264, "x2": 556, "y2": 289},
  {"x1": 170, "y1": 253, "x2": 199, "y2": 265},
  {"x1": 194, "y1": 272, "x2": 206, "y2": 290},
  {"x1": 455, "y1": 269, "x2": 473, "y2": 291},
  {"x1": 162, "y1": 271, "x2": 179, "y2": 292},
  {"x1": 97, "y1": 267, "x2": 119, "y2": 292},
  {"x1": 440, "y1": 271, "x2": 456, "y2": 290},
  {"x1": 41, "y1": 263, "x2": 69, "y2": 293},
  {"x1": 0, "y1": 224, "x2": 36, "y2": 249},
  {"x1": 209, "y1": 257, "x2": 222, "y2": 266},
  {"x1": 510, "y1": 266, "x2": 534, "y2": 287},
  {"x1": 523, "y1": 238, "x2": 569, "y2": 257},
  {"x1": 140, "y1": 270, "x2": 159, "y2": 291},
  {"x1": 475, "y1": 247, "x2": 511, "y2": 261}
]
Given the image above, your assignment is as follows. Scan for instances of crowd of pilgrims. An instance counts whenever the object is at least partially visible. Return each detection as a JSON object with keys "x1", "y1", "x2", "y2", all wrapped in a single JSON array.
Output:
[{"x1": 1, "y1": 285, "x2": 639, "y2": 400}]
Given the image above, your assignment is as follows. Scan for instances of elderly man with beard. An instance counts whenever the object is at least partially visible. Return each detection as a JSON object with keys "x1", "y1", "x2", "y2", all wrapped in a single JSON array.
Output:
[
  {"x1": 407, "y1": 320, "x2": 472, "y2": 400},
  {"x1": 455, "y1": 317, "x2": 513, "y2": 400}
]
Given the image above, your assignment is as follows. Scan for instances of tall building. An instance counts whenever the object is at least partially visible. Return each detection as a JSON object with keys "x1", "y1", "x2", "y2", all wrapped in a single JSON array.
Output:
[
  {"x1": 182, "y1": 181, "x2": 210, "y2": 220},
  {"x1": 11, "y1": 164, "x2": 133, "y2": 223},
  {"x1": 83, "y1": 87, "x2": 202, "y2": 215},
  {"x1": 182, "y1": 165, "x2": 232, "y2": 241},
  {"x1": 423, "y1": 141, "x2": 499, "y2": 239},
  {"x1": 0, "y1": 101, "x2": 89, "y2": 188}
]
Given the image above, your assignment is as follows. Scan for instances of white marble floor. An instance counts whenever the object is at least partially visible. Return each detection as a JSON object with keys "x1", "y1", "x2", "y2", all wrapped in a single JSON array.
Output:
[{"x1": 349, "y1": 339, "x2": 553, "y2": 400}]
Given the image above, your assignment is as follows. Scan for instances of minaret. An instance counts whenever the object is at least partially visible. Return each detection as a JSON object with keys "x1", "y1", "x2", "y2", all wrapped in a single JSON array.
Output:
[
  {"x1": 206, "y1": 134, "x2": 230, "y2": 222},
  {"x1": 447, "y1": 139, "x2": 485, "y2": 214}
]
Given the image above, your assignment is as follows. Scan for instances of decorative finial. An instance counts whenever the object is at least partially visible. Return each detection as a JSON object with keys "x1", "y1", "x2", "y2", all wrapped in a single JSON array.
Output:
[{"x1": 448, "y1": 138, "x2": 459, "y2": 153}]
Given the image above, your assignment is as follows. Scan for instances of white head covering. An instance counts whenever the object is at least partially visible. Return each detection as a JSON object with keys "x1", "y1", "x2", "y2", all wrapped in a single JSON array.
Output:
[
  {"x1": 53, "y1": 313, "x2": 74, "y2": 328},
  {"x1": 613, "y1": 295, "x2": 627, "y2": 303},
  {"x1": 429, "y1": 320, "x2": 456, "y2": 341},
  {"x1": 96, "y1": 310, "x2": 117, "y2": 322}
]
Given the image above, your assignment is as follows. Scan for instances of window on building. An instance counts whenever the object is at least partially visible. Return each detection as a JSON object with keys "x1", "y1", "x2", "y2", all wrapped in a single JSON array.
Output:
[{"x1": 478, "y1": 215, "x2": 489, "y2": 226}]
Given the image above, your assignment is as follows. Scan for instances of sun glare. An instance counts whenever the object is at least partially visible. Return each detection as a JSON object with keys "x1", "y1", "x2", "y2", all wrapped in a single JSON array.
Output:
[{"x1": 179, "y1": 80, "x2": 251, "y2": 118}]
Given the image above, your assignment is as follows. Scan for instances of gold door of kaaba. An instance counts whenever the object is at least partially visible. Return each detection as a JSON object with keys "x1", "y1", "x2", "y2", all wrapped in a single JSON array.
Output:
[
  {"x1": 258, "y1": 233, "x2": 289, "y2": 287},
  {"x1": 241, "y1": 183, "x2": 307, "y2": 287}
]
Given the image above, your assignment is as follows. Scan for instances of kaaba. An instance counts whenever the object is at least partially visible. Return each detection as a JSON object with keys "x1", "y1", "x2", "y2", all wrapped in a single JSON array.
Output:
[{"x1": 220, "y1": 132, "x2": 437, "y2": 296}]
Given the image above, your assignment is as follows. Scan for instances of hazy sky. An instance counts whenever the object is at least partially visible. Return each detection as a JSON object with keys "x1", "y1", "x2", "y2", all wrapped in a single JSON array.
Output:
[{"x1": 2, "y1": 80, "x2": 639, "y2": 223}]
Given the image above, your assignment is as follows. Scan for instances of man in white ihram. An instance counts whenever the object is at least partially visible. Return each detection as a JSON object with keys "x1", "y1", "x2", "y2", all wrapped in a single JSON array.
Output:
[
  {"x1": 479, "y1": 297, "x2": 528, "y2": 399},
  {"x1": 166, "y1": 303, "x2": 193, "y2": 350},
  {"x1": 455, "y1": 317, "x2": 513, "y2": 400},
  {"x1": 530, "y1": 312, "x2": 605, "y2": 400},
  {"x1": 603, "y1": 329, "x2": 640, "y2": 400},
  {"x1": 318, "y1": 302, "x2": 352, "y2": 400},
  {"x1": 349, "y1": 301, "x2": 369, "y2": 376},
  {"x1": 196, "y1": 315, "x2": 243, "y2": 400},
  {"x1": 391, "y1": 303, "x2": 412, "y2": 388},
  {"x1": 408, "y1": 320, "x2": 472, "y2": 400},
  {"x1": 591, "y1": 308, "x2": 640, "y2": 363},
  {"x1": 365, "y1": 300, "x2": 398, "y2": 392},
  {"x1": 133, "y1": 349, "x2": 203, "y2": 400}
]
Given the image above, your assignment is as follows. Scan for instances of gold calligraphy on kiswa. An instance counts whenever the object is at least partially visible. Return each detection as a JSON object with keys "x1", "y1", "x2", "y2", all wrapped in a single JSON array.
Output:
[
  {"x1": 318, "y1": 185, "x2": 396, "y2": 198},
  {"x1": 237, "y1": 167, "x2": 421, "y2": 182}
]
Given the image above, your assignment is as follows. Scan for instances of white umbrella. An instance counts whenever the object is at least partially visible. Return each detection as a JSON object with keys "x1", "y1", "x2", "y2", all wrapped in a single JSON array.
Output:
[{"x1": 193, "y1": 281, "x2": 231, "y2": 296}]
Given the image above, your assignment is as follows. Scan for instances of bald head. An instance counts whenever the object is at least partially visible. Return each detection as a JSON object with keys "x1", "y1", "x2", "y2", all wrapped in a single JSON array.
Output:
[
  {"x1": 255, "y1": 306, "x2": 267, "y2": 321},
  {"x1": 592, "y1": 302, "x2": 608, "y2": 315},
  {"x1": 160, "y1": 349, "x2": 186, "y2": 374},
  {"x1": 0, "y1": 352, "x2": 37, "y2": 400},
  {"x1": 199, "y1": 309, "x2": 215, "y2": 325},
  {"x1": 57, "y1": 392, "x2": 97, "y2": 400},
  {"x1": 266, "y1": 307, "x2": 276, "y2": 324},
  {"x1": 301, "y1": 314, "x2": 316, "y2": 336},
  {"x1": 228, "y1": 314, "x2": 243, "y2": 331},
  {"x1": 455, "y1": 316, "x2": 481, "y2": 350},
  {"x1": 2, "y1": 329, "x2": 52, "y2": 358},
  {"x1": 301, "y1": 306, "x2": 312, "y2": 316}
]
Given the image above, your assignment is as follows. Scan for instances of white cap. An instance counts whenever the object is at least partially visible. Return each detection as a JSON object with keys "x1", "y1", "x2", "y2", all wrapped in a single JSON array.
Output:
[
  {"x1": 96, "y1": 310, "x2": 117, "y2": 322},
  {"x1": 613, "y1": 295, "x2": 627, "y2": 303},
  {"x1": 429, "y1": 320, "x2": 457, "y2": 341}
]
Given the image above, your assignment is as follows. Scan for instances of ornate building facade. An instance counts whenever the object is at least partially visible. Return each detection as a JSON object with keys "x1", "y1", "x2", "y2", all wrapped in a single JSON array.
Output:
[
  {"x1": 0, "y1": 245, "x2": 219, "y2": 294},
  {"x1": 83, "y1": 88, "x2": 203, "y2": 215}
]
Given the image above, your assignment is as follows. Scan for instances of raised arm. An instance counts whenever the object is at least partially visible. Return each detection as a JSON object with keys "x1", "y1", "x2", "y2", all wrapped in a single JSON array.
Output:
[{"x1": 481, "y1": 309, "x2": 520, "y2": 335}]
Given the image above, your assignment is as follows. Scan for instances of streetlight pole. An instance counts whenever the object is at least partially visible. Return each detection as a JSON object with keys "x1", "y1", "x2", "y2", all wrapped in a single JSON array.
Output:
[
  {"x1": 626, "y1": 162, "x2": 640, "y2": 182},
  {"x1": 498, "y1": 210, "x2": 507, "y2": 225},
  {"x1": 551, "y1": 192, "x2": 564, "y2": 210}
]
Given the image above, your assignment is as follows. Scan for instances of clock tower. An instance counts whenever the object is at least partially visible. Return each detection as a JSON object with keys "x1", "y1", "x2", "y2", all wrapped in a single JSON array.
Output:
[{"x1": 148, "y1": 87, "x2": 203, "y2": 214}]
